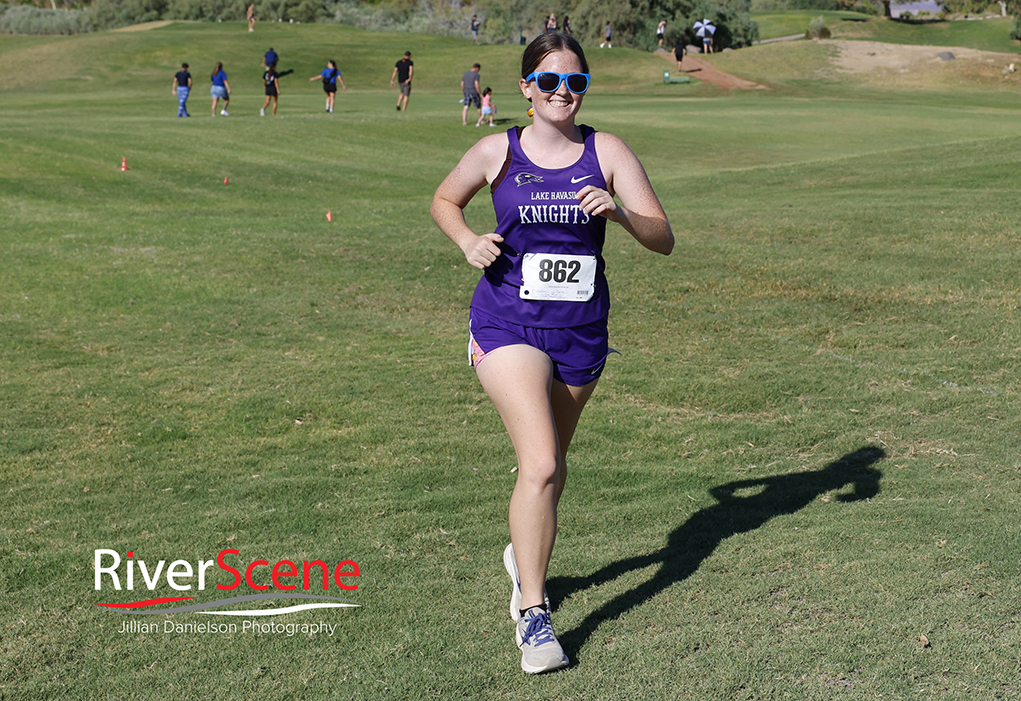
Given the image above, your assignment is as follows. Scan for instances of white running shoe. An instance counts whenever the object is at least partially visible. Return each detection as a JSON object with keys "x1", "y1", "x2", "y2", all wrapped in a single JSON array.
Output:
[
  {"x1": 260, "y1": 108, "x2": 265, "y2": 117},
  {"x1": 516, "y1": 607, "x2": 568, "y2": 674},
  {"x1": 220, "y1": 110, "x2": 229, "y2": 116},
  {"x1": 503, "y1": 543, "x2": 551, "y2": 622}
]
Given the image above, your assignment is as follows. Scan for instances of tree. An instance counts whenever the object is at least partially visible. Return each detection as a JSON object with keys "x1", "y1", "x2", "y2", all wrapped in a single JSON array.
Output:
[
  {"x1": 685, "y1": 0, "x2": 759, "y2": 49},
  {"x1": 938, "y1": 0, "x2": 1020, "y2": 14}
]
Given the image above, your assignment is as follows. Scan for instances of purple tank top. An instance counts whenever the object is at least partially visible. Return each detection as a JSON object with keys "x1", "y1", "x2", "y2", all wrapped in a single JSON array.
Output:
[{"x1": 471, "y1": 125, "x2": 609, "y2": 328}]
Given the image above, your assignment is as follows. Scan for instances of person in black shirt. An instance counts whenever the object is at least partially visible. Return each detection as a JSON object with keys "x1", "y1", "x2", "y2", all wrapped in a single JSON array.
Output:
[
  {"x1": 172, "y1": 63, "x2": 191, "y2": 117},
  {"x1": 674, "y1": 36, "x2": 687, "y2": 69},
  {"x1": 260, "y1": 64, "x2": 280, "y2": 116},
  {"x1": 389, "y1": 51, "x2": 413, "y2": 111}
]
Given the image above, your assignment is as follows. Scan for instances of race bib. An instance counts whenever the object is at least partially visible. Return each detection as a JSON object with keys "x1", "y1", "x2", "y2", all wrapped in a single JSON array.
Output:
[{"x1": 519, "y1": 253, "x2": 597, "y2": 302}]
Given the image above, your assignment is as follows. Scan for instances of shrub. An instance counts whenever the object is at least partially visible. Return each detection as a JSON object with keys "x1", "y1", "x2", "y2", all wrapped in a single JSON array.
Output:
[
  {"x1": 327, "y1": 0, "x2": 481, "y2": 41},
  {"x1": 1011, "y1": 14, "x2": 1021, "y2": 42},
  {"x1": 164, "y1": 0, "x2": 246, "y2": 22},
  {"x1": 807, "y1": 14, "x2": 830, "y2": 38},
  {"x1": 0, "y1": 5, "x2": 95, "y2": 34},
  {"x1": 89, "y1": 0, "x2": 167, "y2": 29}
]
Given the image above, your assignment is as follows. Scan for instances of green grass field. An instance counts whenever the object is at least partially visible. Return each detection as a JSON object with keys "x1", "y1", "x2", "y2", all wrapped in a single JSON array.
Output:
[
  {"x1": 752, "y1": 10, "x2": 874, "y2": 40},
  {"x1": 754, "y1": 10, "x2": 1021, "y2": 53},
  {"x1": 2, "y1": 18, "x2": 1021, "y2": 700}
]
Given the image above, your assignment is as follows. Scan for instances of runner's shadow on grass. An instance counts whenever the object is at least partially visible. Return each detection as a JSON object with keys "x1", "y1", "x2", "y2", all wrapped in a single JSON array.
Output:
[{"x1": 548, "y1": 445, "x2": 885, "y2": 662}]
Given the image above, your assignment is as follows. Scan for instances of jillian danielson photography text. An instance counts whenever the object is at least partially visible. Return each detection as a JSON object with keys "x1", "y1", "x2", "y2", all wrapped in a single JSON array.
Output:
[{"x1": 116, "y1": 620, "x2": 344, "y2": 637}]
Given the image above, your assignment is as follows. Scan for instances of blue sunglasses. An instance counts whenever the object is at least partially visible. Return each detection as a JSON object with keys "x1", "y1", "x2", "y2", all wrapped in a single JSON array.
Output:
[{"x1": 524, "y1": 71, "x2": 590, "y2": 94}]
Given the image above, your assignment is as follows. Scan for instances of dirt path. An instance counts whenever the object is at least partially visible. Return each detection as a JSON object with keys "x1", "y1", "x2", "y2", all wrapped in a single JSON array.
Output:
[
  {"x1": 657, "y1": 50, "x2": 769, "y2": 90},
  {"x1": 113, "y1": 20, "x2": 178, "y2": 31}
]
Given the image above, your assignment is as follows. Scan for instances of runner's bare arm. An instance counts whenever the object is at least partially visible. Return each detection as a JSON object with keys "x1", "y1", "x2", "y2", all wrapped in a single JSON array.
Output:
[
  {"x1": 579, "y1": 133, "x2": 673, "y2": 255},
  {"x1": 431, "y1": 135, "x2": 509, "y2": 270}
]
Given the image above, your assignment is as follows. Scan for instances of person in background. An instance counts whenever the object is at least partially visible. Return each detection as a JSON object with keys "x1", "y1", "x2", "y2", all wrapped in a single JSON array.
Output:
[
  {"x1": 657, "y1": 20, "x2": 667, "y2": 49},
  {"x1": 471, "y1": 14, "x2": 481, "y2": 44},
  {"x1": 546, "y1": 13, "x2": 557, "y2": 33},
  {"x1": 310, "y1": 60, "x2": 347, "y2": 113},
  {"x1": 260, "y1": 62, "x2": 280, "y2": 116},
  {"x1": 674, "y1": 35, "x2": 687, "y2": 69},
  {"x1": 601, "y1": 21, "x2": 612, "y2": 48},
  {"x1": 475, "y1": 86, "x2": 496, "y2": 127},
  {"x1": 247, "y1": 4, "x2": 256, "y2": 31},
  {"x1": 562, "y1": 15, "x2": 571, "y2": 36},
  {"x1": 390, "y1": 51, "x2": 414, "y2": 112},
  {"x1": 262, "y1": 47, "x2": 278, "y2": 70},
  {"x1": 461, "y1": 62, "x2": 481, "y2": 126},
  {"x1": 172, "y1": 63, "x2": 191, "y2": 117},
  {"x1": 210, "y1": 62, "x2": 231, "y2": 116}
]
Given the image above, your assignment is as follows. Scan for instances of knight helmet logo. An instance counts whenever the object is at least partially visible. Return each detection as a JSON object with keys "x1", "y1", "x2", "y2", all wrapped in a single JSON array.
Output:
[{"x1": 515, "y1": 173, "x2": 544, "y2": 187}]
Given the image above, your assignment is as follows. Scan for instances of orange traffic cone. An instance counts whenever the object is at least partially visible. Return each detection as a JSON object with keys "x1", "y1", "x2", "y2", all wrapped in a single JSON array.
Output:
[
  {"x1": 120, "y1": 157, "x2": 130, "y2": 171},
  {"x1": 326, "y1": 211, "x2": 333, "y2": 222}
]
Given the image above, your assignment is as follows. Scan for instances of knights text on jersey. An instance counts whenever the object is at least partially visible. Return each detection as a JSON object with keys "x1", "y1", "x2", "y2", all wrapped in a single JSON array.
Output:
[{"x1": 471, "y1": 125, "x2": 609, "y2": 328}]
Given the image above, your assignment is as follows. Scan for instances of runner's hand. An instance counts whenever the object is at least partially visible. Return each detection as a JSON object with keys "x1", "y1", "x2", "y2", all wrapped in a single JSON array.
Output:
[
  {"x1": 463, "y1": 233, "x2": 504, "y2": 270},
  {"x1": 576, "y1": 185, "x2": 618, "y2": 221}
]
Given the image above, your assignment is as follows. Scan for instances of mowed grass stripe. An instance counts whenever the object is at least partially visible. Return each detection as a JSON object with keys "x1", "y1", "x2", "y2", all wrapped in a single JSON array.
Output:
[{"x1": 2, "y1": 20, "x2": 1020, "y2": 700}]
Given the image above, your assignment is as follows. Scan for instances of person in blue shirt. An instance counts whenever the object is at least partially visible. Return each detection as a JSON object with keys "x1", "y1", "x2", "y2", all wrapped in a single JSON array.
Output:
[
  {"x1": 470, "y1": 14, "x2": 480, "y2": 44},
  {"x1": 210, "y1": 62, "x2": 231, "y2": 117},
  {"x1": 309, "y1": 60, "x2": 347, "y2": 113},
  {"x1": 171, "y1": 63, "x2": 191, "y2": 117},
  {"x1": 262, "y1": 48, "x2": 279, "y2": 70}
]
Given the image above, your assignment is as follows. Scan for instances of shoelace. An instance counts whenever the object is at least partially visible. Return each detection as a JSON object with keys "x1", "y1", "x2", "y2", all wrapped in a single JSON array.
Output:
[{"x1": 522, "y1": 611, "x2": 557, "y2": 646}]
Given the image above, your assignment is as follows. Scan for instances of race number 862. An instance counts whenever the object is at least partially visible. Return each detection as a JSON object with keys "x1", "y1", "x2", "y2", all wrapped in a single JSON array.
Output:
[{"x1": 538, "y1": 257, "x2": 581, "y2": 283}]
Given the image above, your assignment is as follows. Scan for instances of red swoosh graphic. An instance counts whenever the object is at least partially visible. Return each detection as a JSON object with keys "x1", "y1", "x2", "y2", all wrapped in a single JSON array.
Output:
[{"x1": 95, "y1": 597, "x2": 196, "y2": 609}]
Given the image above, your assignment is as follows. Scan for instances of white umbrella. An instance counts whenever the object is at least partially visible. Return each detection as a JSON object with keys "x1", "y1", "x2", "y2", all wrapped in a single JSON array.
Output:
[{"x1": 693, "y1": 19, "x2": 716, "y2": 37}]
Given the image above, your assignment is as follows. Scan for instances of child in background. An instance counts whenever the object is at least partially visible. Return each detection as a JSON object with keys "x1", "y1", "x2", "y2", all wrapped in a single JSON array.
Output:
[
  {"x1": 476, "y1": 87, "x2": 496, "y2": 127},
  {"x1": 310, "y1": 60, "x2": 347, "y2": 113}
]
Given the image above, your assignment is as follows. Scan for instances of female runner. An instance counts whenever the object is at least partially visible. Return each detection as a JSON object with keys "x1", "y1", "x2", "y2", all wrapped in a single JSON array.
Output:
[{"x1": 430, "y1": 33, "x2": 673, "y2": 674}]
